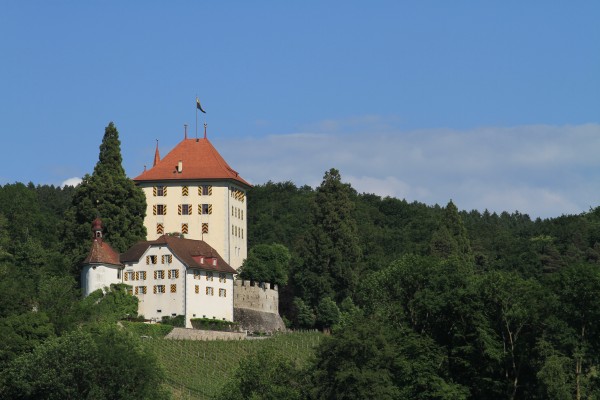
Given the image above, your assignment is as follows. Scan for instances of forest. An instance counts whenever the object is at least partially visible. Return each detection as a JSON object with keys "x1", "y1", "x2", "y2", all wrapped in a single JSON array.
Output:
[{"x1": 1, "y1": 123, "x2": 600, "y2": 398}]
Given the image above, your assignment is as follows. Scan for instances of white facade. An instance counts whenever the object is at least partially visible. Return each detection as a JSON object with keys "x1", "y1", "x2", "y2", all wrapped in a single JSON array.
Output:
[
  {"x1": 81, "y1": 263, "x2": 122, "y2": 297},
  {"x1": 122, "y1": 244, "x2": 234, "y2": 328},
  {"x1": 138, "y1": 181, "x2": 247, "y2": 270}
]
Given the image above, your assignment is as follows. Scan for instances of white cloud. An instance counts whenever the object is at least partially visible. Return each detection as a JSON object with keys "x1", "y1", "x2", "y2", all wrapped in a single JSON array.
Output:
[
  {"x1": 217, "y1": 120, "x2": 600, "y2": 218},
  {"x1": 61, "y1": 177, "x2": 82, "y2": 187}
]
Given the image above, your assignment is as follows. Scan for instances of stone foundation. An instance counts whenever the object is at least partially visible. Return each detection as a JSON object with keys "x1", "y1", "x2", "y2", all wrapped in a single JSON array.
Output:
[
  {"x1": 233, "y1": 307, "x2": 286, "y2": 333},
  {"x1": 165, "y1": 327, "x2": 245, "y2": 341}
]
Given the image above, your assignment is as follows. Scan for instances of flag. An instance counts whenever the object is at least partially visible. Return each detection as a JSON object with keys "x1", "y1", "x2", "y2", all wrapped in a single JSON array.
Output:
[{"x1": 196, "y1": 98, "x2": 206, "y2": 113}]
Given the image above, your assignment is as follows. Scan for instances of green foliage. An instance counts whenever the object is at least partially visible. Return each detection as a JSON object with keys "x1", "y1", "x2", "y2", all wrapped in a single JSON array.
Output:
[
  {"x1": 142, "y1": 332, "x2": 322, "y2": 399},
  {"x1": 218, "y1": 350, "x2": 306, "y2": 400},
  {"x1": 315, "y1": 297, "x2": 340, "y2": 330},
  {"x1": 120, "y1": 321, "x2": 174, "y2": 338},
  {"x1": 61, "y1": 122, "x2": 147, "y2": 270},
  {"x1": 292, "y1": 297, "x2": 316, "y2": 329},
  {"x1": 430, "y1": 200, "x2": 474, "y2": 264},
  {"x1": 247, "y1": 181, "x2": 314, "y2": 250},
  {"x1": 294, "y1": 169, "x2": 361, "y2": 306},
  {"x1": 239, "y1": 243, "x2": 291, "y2": 286},
  {"x1": 0, "y1": 327, "x2": 168, "y2": 400},
  {"x1": 0, "y1": 312, "x2": 55, "y2": 370},
  {"x1": 37, "y1": 275, "x2": 80, "y2": 334},
  {"x1": 161, "y1": 314, "x2": 186, "y2": 327},
  {"x1": 544, "y1": 263, "x2": 600, "y2": 397},
  {"x1": 190, "y1": 317, "x2": 240, "y2": 332},
  {"x1": 79, "y1": 283, "x2": 139, "y2": 324},
  {"x1": 311, "y1": 315, "x2": 468, "y2": 399},
  {"x1": 0, "y1": 264, "x2": 36, "y2": 318}
]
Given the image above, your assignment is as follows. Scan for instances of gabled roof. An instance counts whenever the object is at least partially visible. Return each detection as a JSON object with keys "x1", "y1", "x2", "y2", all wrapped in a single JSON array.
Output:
[
  {"x1": 82, "y1": 238, "x2": 122, "y2": 267},
  {"x1": 120, "y1": 235, "x2": 237, "y2": 274},
  {"x1": 133, "y1": 137, "x2": 251, "y2": 188}
]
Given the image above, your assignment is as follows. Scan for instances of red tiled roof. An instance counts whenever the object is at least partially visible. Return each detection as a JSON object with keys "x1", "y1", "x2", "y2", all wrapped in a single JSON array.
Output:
[
  {"x1": 120, "y1": 235, "x2": 237, "y2": 274},
  {"x1": 134, "y1": 137, "x2": 251, "y2": 188},
  {"x1": 82, "y1": 239, "x2": 122, "y2": 267}
]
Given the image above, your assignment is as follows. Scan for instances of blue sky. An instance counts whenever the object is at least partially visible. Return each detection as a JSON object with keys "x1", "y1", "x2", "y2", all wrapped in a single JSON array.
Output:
[{"x1": 1, "y1": 2, "x2": 598, "y2": 218}]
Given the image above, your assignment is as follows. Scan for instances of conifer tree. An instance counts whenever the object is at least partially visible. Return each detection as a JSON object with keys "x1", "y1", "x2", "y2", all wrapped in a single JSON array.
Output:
[
  {"x1": 62, "y1": 122, "x2": 146, "y2": 272},
  {"x1": 294, "y1": 168, "x2": 361, "y2": 307},
  {"x1": 430, "y1": 200, "x2": 473, "y2": 263}
]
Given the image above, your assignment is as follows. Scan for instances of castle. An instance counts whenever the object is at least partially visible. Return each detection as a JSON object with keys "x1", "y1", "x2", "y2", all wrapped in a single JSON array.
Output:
[{"x1": 81, "y1": 128, "x2": 284, "y2": 331}]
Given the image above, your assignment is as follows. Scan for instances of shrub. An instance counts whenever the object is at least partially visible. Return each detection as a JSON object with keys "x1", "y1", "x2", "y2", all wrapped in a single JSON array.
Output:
[
  {"x1": 120, "y1": 321, "x2": 174, "y2": 338},
  {"x1": 190, "y1": 318, "x2": 240, "y2": 332}
]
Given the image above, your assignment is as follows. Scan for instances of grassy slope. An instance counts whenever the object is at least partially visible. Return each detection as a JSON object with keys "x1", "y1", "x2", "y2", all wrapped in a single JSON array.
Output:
[{"x1": 143, "y1": 331, "x2": 323, "y2": 400}]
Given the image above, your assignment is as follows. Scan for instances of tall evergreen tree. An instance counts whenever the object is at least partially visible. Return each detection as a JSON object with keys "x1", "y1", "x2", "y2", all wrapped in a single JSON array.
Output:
[
  {"x1": 293, "y1": 168, "x2": 361, "y2": 307},
  {"x1": 430, "y1": 200, "x2": 474, "y2": 264},
  {"x1": 62, "y1": 122, "x2": 146, "y2": 272}
]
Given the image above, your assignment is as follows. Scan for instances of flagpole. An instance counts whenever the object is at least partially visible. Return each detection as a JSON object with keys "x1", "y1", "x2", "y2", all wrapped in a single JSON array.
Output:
[{"x1": 195, "y1": 96, "x2": 198, "y2": 139}]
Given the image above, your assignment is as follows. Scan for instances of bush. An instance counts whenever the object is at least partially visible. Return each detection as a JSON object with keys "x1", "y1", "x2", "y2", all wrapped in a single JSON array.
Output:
[
  {"x1": 120, "y1": 321, "x2": 174, "y2": 338},
  {"x1": 190, "y1": 318, "x2": 240, "y2": 332},
  {"x1": 161, "y1": 315, "x2": 185, "y2": 327}
]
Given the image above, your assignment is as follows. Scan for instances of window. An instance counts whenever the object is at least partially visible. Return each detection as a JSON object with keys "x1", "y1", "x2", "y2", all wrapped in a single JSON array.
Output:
[
  {"x1": 199, "y1": 204, "x2": 212, "y2": 215},
  {"x1": 156, "y1": 223, "x2": 164, "y2": 235},
  {"x1": 154, "y1": 186, "x2": 167, "y2": 196},
  {"x1": 135, "y1": 286, "x2": 147, "y2": 295},
  {"x1": 154, "y1": 270, "x2": 165, "y2": 279},
  {"x1": 181, "y1": 223, "x2": 188, "y2": 234},
  {"x1": 170, "y1": 284, "x2": 177, "y2": 293},
  {"x1": 231, "y1": 188, "x2": 245, "y2": 202},
  {"x1": 146, "y1": 255, "x2": 157, "y2": 265},
  {"x1": 139, "y1": 271, "x2": 147, "y2": 280},
  {"x1": 195, "y1": 285, "x2": 199, "y2": 294},
  {"x1": 168, "y1": 269, "x2": 179, "y2": 279},
  {"x1": 202, "y1": 223, "x2": 209, "y2": 234},
  {"x1": 179, "y1": 204, "x2": 192, "y2": 215},
  {"x1": 199, "y1": 185, "x2": 212, "y2": 196},
  {"x1": 219, "y1": 273, "x2": 227, "y2": 283},
  {"x1": 193, "y1": 270, "x2": 201, "y2": 280},
  {"x1": 206, "y1": 271, "x2": 213, "y2": 281},
  {"x1": 161, "y1": 254, "x2": 172, "y2": 264},
  {"x1": 154, "y1": 204, "x2": 166, "y2": 215},
  {"x1": 154, "y1": 285, "x2": 165, "y2": 294},
  {"x1": 219, "y1": 288, "x2": 226, "y2": 297},
  {"x1": 182, "y1": 186, "x2": 189, "y2": 196},
  {"x1": 124, "y1": 271, "x2": 134, "y2": 281},
  {"x1": 206, "y1": 287, "x2": 214, "y2": 296}
]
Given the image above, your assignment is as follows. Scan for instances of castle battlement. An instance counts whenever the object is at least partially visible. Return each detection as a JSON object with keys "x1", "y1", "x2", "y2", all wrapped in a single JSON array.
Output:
[{"x1": 233, "y1": 279, "x2": 279, "y2": 314}]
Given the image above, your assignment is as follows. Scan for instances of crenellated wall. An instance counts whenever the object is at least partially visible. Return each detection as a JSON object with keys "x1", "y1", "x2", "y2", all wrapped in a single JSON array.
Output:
[
  {"x1": 233, "y1": 280, "x2": 285, "y2": 332},
  {"x1": 233, "y1": 280, "x2": 279, "y2": 313}
]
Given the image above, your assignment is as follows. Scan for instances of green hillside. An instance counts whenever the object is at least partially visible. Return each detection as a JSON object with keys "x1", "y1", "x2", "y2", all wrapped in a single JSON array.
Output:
[{"x1": 143, "y1": 331, "x2": 323, "y2": 399}]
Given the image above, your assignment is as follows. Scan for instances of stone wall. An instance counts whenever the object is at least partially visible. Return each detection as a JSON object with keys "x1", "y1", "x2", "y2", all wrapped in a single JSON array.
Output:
[
  {"x1": 233, "y1": 280, "x2": 285, "y2": 333},
  {"x1": 233, "y1": 307, "x2": 286, "y2": 333},
  {"x1": 233, "y1": 280, "x2": 279, "y2": 313},
  {"x1": 165, "y1": 327, "x2": 245, "y2": 341}
]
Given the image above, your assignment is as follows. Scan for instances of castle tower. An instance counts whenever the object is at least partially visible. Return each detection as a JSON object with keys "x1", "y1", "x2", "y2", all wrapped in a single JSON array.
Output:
[
  {"x1": 134, "y1": 135, "x2": 251, "y2": 270},
  {"x1": 81, "y1": 217, "x2": 123, "y2": 296}
]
